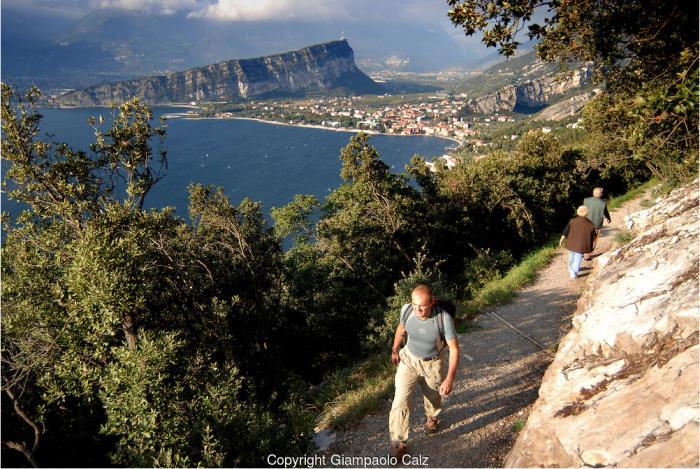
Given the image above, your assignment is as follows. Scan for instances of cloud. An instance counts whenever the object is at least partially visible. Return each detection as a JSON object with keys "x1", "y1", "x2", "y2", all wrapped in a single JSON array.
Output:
[
  {"x1": 187, "y1": 0, "x2": 353, "y2": 21},
  {"x1": 1, "y1": 0, "x2": 92, "y2": 18},
  {"x1": 3, "y1": 0, "x2": 459, "y2": 23},
  {"x1": 186, "y1": 0, "x2": 457, "y2": 22},
  {"x1": 95, "y1": 0, "x2": 199, "y2": 15}
]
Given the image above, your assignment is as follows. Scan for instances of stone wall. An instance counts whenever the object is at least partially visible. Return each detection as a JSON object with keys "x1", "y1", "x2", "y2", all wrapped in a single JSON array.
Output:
[{"x1": 505, "y1": 181, "x2": 699, "y2": 467}]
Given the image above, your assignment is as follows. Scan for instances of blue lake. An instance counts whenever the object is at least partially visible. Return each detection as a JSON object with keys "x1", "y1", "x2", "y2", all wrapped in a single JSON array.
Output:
[{"x1": 2, "y1": 107, "x2": 452, "y2": 221}]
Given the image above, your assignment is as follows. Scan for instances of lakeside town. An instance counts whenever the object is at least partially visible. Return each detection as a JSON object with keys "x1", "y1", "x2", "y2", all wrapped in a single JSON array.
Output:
[{"x1": 200, "y1": 93, "x2": 515, "y2": 145}]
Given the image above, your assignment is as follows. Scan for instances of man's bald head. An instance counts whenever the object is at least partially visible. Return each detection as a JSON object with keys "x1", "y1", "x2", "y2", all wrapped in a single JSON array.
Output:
[
  {"x1": 412, "y1": 283, "x2": 433, "y2": 298},
  {"x1": 411, "y1": 284, "x2": 434, "y2": 318},
  {"x1": 593, "y1": 187, "x2": 604, "y2": 197}
]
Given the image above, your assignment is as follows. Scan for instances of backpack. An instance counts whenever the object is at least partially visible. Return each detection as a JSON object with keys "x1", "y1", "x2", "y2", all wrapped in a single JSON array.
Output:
[{"x1": 400, "y1": 299, "x2": 456, "y2": 349}]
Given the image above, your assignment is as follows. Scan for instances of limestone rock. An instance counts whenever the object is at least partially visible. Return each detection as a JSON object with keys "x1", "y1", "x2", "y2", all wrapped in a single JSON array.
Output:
[
  {"x1": 505, "y1": 180, "x2": 699, "y2": 468},
  {"x1": 53, "y1": 40, "x2": 381, "y2": 106},
  {"x1": 465, "y1": 66, "x2": 592, "y2": 114},
  {"x1": 532, "y1": 89, "x2": 601, "y2": 121}
]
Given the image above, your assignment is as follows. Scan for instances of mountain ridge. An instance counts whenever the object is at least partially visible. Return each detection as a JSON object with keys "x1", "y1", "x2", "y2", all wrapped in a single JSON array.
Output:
[{"x1": 52, "y1": 40, "x2": 382, "y2": 106}]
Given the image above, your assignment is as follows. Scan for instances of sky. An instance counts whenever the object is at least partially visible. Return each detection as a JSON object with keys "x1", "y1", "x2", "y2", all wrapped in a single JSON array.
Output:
[
  {"x1": 2, "y1": 0, "x2": 470, "y2": 29},
  {"x1": 2, "y1": 0, "x2": 540, "y2": 90},
  {"x1": 2, "y1": 0, "x2": 502, "y2": 70}
]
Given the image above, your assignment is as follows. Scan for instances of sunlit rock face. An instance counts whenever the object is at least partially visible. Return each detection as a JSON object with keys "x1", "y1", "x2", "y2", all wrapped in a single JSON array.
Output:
[
  {"x1": 55, "y1": 40, "x2": 381, "y2": 106},
  {"x1": 465, "y1": 66, "x2": 592, "y2": 114},
  {"x1": 505, "y1": 180, "x2": 699, "y2": 468}
]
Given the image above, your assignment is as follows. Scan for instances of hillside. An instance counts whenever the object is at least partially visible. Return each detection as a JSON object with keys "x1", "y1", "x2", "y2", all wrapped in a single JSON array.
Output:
[
  {"x1": 453, "y1": 51, "x2": 595, "y2": 115},
  {"x1": 52, "y1": 40, "x2": 383, "y2": 106}
]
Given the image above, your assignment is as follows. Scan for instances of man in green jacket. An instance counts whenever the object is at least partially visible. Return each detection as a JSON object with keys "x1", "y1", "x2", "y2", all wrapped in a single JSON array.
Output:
[{"x1": 583, "y1": 187, "x2": 612, "y2": 260}]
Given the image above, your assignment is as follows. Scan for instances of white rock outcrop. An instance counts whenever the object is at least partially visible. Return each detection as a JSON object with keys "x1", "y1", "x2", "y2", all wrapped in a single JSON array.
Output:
[
  {"x1": 465, "y1": 66, "x2": 592, "y2": 114},
  {"x1": 505, "y1": 181, "x2": 699, "y2": 467}
]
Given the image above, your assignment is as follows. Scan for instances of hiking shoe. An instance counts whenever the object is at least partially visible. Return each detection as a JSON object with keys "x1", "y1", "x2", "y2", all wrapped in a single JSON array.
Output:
[
  {"x1": 425, "y1": 417, "x2": 439, "y2": 434},
  {"x1": 390, "y1": 441, "x2": 407, "y2": 459}
]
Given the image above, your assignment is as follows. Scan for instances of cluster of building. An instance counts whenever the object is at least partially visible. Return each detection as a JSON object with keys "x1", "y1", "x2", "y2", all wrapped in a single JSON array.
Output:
[{"x1": 225, "y1": 95, "x2": 521, "y2": 145}]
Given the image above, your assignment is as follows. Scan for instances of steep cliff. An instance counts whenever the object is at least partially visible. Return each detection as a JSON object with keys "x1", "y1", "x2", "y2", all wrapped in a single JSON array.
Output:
[
  {"x1": 465, "y1": 66, "x2": 592, "y2": 114},
  {"x1": 532, "y1": 89, "x2": 601, "y2": 121},
  {"x1": 53, "y1": 40, "x2": 382, "y2": 106},
  {"x1": 505, "y1": 181, "x2": 699, "y2": 467}
]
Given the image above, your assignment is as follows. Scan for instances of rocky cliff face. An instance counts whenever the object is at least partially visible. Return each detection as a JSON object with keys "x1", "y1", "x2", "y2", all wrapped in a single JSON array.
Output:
[
  {"x1": 465, "y1": 67, "x2": 592, "y2": 114},
  {"x1": 532, "y1": 89, "x2": 601, "y2": 121},
  {"x1": 505, "y1": 181, "x2": 699, "y2": 467},
  {"x1": 54, "y1": 40, "x2": 381, "y2": 106}
]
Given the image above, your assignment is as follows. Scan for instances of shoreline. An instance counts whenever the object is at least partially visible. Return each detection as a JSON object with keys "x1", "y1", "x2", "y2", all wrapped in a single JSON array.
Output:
[
  {"x1": 231, "y1": 117, "x2": 463, "y2": 147},
  {"x1": 43, "y1": 104, "x2": 463, "y2": 149},
  {"x1": 169, "y1": 114, "x2": 462, "y2": 148}
]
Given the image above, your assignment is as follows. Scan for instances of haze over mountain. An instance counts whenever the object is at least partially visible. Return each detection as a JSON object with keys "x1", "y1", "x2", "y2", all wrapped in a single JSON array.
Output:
[{"x1": 1, "y1": 0, "x2": 518, "y2": 92}]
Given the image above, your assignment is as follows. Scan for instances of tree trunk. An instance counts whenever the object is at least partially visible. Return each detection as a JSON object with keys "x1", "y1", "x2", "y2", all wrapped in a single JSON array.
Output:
[{"x1": 123, "y1": 312, "x2": 138, "y2": 348}]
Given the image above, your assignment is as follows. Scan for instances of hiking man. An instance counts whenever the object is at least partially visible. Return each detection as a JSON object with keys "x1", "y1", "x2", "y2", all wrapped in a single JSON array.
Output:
[
  {"x1": 559, "y1": 205, "x2": 597, "y2": 279},
  {"x1": 583, "y1": 187, "x2": 611, "y2": 260},
  {"x1": 389, "y1": 284, "x2": 460, "y2": 459}
]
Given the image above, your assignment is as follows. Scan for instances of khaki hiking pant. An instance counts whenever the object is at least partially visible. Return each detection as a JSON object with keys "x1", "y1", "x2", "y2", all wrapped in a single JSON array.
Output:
[{"x1": 389, "y1": 347, "x2": 445, "y2": 443}]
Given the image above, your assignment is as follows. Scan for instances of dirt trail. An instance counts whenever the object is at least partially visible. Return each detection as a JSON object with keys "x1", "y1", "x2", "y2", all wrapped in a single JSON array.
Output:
[{"x1": 327, "y1": 195, "x2": 648, "y2": 467}]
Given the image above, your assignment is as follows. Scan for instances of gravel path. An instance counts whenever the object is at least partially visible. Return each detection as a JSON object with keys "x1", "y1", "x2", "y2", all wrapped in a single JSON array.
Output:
[{"x1": 327, "y1": 196, "x2": 647, "y2": 467}]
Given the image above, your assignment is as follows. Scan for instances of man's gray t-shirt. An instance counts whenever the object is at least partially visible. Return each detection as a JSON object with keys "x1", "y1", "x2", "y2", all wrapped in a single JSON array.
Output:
[{"x1": 400, "y1": 305, "x2": 456, "y2": 358}]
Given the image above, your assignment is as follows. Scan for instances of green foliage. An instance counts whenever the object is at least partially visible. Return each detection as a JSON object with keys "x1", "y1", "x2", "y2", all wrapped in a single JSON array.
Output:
[
  {"x1": 1, "y1": 85, "x2": 314, "y2": 467},
  {"x1": 625, "y1": 53, "x2": 699, "y2": 186},
  {"x1": 463, "y1": 249, "x2": 514, "y2": 299},
  {"x1": 607, "y1": 179, "x2": 658, "y2": 210},
  {"x1": 446, "y1": 0, "x2": 698, "y2": 188},
  {"x1": 319, "y1": 133, "x2": 426, "y2": 298},
  {"x1": 313, "y1": 354, "x2": 395, "y2": 430},
  {"x1": 1, "y1": 84, "x2": 106, "y2": 224},
  {"x1": 272, "y1": 194, "x2": 320, "y2": 245},
  {"x1": 578, "y1": 53, "x2": 698, "y2": 187},
  {"x1": 438, "y1": 131, "x2": 587, "y2": 255},
  {"x1": 464, "y1": 240, "x2": 560, "y2": 316},
  {"x1": 447, "y1": 0, "x2": 698, "y2": 89},
  {"x1": 511, "y1": 419, "x2": 525, "y2": 432},
  {"x1": 614, "y1": 230, "x2": 634, "y2": 245}
]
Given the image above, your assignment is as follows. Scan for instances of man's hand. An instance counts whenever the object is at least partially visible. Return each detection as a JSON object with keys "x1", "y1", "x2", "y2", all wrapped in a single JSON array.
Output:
[
  {"x1": 391, "y1": 349, "x2": 400, "y2": 366},
  {"x1": 439, "y1": 377, "x2": 453, "y2": 397}
]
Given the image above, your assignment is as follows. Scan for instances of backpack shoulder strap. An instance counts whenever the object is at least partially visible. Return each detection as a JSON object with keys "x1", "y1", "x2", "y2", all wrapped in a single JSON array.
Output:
[
  {"x1": 400, "y1": 303, "x2": 412, "y2": 324},
  {"x1": 434, "y1": 307, "x2": 446, "y2": 345}
]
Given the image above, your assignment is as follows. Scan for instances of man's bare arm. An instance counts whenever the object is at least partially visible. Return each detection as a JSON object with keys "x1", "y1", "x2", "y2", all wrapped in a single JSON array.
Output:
[
  {"x1": 439, "y1": 338, "x2": 460, "y2": 396},
  {"x1": 391, "y1": 323, "x2": 406, "y2": 365}
]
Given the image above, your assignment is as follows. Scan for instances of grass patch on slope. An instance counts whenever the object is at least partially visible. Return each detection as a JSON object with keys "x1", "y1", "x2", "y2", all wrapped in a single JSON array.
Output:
[
  {"x1": 314, "y1": 354, "x2": 395, "y2": 431},
  {"x1": 608, "y1": 178, "x2": 657, "y2": 209},
  {"x1": 462, "y1": 238, "x2": 560, "y2": 317}
]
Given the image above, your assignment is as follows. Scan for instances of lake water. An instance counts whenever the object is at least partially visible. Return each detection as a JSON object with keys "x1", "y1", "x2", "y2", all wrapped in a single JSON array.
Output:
[{"x1": 2, "y1": 107, "x2": 452, "y2": 221}]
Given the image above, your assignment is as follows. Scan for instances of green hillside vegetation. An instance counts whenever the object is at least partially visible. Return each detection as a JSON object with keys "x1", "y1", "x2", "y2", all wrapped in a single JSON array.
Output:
[{"x1": 2, "y1": 0, "x2": 697, "y2": 465}]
